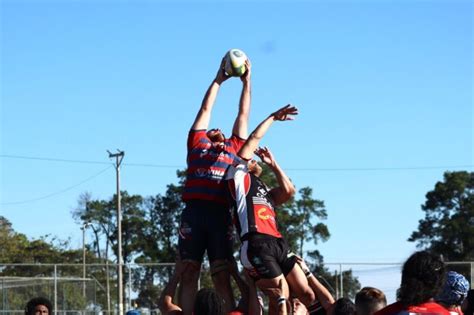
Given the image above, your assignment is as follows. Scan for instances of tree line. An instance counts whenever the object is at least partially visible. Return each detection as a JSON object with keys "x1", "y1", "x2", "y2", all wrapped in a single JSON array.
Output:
[{"x1": 1, "y1": 170, "x2": 472, "y2": 311}]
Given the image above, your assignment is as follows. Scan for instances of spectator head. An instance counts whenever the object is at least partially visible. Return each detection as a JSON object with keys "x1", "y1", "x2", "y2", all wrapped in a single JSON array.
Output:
[
  {"x1": 25, "y1": 297, "x2": 52, "y2": 315},
  {"x1": 332, "y1": 297, "x2": 356, "y2": 315},
  {"x1": 193, "y1": 288, "x2": 225, "y2": 315},
  {"x1": 397, "y1": 251, "x2": 445, "y2": 307},
  {"x1": 355, "y1": 287, "x2": 387, "y2": 315},
  {"x1": 436, "y1": 271, "x2": 470, "y2": 307}
]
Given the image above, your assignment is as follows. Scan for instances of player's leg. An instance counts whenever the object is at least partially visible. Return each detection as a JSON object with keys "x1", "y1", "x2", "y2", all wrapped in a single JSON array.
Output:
[
  {"x1": 207, "y1": 207, "x2": 236, "y2": 312},
  {"x1": 285, "y1": 264, "x2": 315, "y2": 306},
  {"x1": 243, "y1": 236, "x2": 291, "y2": 313},
  {"x1": 278, "y1": 239, "x2": 319, "y2": 314},
  {"x1": 177, "y1": 204, "x2": 205, "y2": 315}
]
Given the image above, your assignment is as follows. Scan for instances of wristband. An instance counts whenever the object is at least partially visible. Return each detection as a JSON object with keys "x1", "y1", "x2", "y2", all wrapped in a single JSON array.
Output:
[
  {"x1": 277, "y1": 296, "x2": 286, "y2": 305},
  {"x1": 304, "y1": 270, "x2": 313, "y2": 278}
]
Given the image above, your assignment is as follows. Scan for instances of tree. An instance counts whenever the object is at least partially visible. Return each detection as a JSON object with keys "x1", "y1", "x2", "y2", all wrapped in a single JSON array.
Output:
[
  {"x1": 0, "y1": 216, "x2": 100, "y2": 312},
  {"x1": 409, "y1": 171, "x2": 474, "y2": 261},
  {"x1": 133, "y1": 182, "x2": 184, "y2": 309}
]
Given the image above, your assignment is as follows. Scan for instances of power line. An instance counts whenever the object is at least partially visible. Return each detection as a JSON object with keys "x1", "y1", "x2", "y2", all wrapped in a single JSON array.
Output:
[
  {"x1": 285, "y1": 165, "x2": 474, "y2": 171},
  {"x1": 0, "y1": 154, "x2": 181, "y2": 168},
  {"x1": 1, "y1": 154, "x2": 472, "y2": 171},
  {"x1": 0, "y1": 166, "x2": 113, "y2": 205}
]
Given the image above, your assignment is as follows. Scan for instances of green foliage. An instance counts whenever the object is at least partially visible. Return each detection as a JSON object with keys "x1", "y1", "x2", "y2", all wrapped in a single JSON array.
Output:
[
  {"x1": 409, "y1": 171, "x2": 474, "y2": 260},
  {"x1": 0, "y1": 216, "x2": 98, "y2": 311}
]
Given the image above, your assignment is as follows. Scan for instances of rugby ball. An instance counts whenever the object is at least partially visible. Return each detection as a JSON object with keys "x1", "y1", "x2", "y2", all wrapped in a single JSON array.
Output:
[{"x1": 224, "y1": 49, "x2": 248, "y2": 77}]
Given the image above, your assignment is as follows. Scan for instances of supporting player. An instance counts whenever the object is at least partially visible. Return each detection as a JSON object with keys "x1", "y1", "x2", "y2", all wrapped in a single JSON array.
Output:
[
  {"x1": 226, "y1": 105, "x2": 334, "y2": 314},
  {"x1": 177, "y1": 56, "x2": 251, "y2": 314}
]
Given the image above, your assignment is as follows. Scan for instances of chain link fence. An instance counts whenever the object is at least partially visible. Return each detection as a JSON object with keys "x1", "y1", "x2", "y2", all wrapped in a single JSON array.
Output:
[{"x1": 1, "y1": 261, "x2": 472, "y2": 315}]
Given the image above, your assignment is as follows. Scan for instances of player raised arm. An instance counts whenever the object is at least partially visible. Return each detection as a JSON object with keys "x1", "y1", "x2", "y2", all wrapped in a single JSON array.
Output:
[
  {"x1": 238, "y1": 104, "x2": 298, "y2": 161},
  {"x1": 255, "y1": 146, "x2": 296, "y2": 206},
  {"x1": 296, "y1": 256, "x2": 335, "y2": 311},
  {"x1": 191, "y1": 58, "x2": 230, "y2": 130},
  {"x1": 232, "y1": 59, "x2": 252, "y2": 138},
  {"x1": 158, "y1": 260, "x2": 189, "y2": 315}
]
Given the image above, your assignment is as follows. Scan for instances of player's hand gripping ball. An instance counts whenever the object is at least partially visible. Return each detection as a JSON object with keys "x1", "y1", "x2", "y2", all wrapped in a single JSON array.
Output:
[{"x1": 224, "y1": 49, "x2": 248, "y2": 77}]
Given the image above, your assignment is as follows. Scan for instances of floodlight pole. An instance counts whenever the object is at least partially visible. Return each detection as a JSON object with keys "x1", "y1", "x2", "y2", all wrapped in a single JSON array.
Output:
[{"x1": 108, "y1": 149, "x2": 125, "y2": 315}]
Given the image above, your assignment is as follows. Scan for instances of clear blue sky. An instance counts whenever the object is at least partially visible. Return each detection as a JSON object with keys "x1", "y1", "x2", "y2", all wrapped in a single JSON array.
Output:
[{"x1": 1, "y1": 0, "x2": 472, "y2": 270}]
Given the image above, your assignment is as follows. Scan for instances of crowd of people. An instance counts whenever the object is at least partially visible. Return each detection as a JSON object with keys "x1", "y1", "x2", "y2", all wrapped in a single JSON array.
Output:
[{"x1": 25, "y1": 56, "x2": 473, "y2": 315}]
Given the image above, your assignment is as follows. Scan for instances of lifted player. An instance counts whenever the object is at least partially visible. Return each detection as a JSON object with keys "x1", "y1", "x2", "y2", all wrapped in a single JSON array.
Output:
[{"x1": 178, "y1": 56, "x2": 251, "y2": 314}]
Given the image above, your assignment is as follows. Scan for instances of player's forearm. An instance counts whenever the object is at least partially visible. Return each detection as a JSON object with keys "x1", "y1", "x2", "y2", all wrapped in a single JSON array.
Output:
[
  {"x1": 307, "y1": 275, "x2": 335, "y2": 310},
  {"x1": 232, "y1": 82, "x2": 251, "y2": 138},
  {"x1": 158, "y1": 275, "x2": 180, "y2": 312},
  {"x1": 247, "y1": 283, "x2": 262, "y2": 315},
  {"x1": 270, "y1": 162, "x2": 296, "y2": 197},
  {"x1": 239, "y1": 114, "x2": 276, "y2": 160},
  {"x1": 202, "y1": 80, "x2": 221, "y2": 112},
  {"x1": 239, "y1": 81, "x2": 251, "y2": 116},
  {"x1": 191, "y1": 80, "x2": 220, "y2": 130},
  {"x1": 277, "y1": 298, "x2": 288, "y2": 315}
]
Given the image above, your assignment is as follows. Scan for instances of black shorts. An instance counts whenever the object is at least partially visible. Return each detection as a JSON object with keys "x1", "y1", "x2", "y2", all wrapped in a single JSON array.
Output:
[
  {"x1": 178, "y1": 200, "x2": 234, "y2": 263},
  {"x1": 240, "y1": 234, "x2": 297, "y2": 280}
]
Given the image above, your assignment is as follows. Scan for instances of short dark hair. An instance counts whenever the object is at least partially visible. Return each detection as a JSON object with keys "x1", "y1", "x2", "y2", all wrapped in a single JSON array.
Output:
[
  {"x1": 355, "y1": 287, "x2": 387, "y2": 315},
  {"x1": 25, "y1": 297, "x2": 52, "y2": 315},
  {"x1": 193, "y1": 288, "x2": 225, "y2": 315},
  {"x1": 333, "y1": 297, "x2": 356, "y2": 315},
  {"x1": 397, "y1": 251, "x2": 445, "y2": 307}
]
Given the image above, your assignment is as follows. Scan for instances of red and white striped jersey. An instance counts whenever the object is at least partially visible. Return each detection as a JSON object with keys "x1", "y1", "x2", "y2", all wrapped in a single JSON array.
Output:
[{"x1": 226, "y1": 163, "x2": 282, "y2": 240}]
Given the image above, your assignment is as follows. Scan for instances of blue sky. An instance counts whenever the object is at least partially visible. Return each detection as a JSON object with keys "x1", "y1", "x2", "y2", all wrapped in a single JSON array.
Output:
[{"x1": 1, "y1": 0, "x2": 472, "y2": 297}]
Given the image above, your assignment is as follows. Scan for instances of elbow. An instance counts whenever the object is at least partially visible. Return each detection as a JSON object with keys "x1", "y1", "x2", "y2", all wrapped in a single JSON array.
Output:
[
  {"x1": 248, "y1": 132, "x2": 262, "y2": 141},
  {"x1": 280, "y1": 186, "x2": 296, "y2": 204},
  {"x1": 287, "y1": 184, "x2": 296, "y2": 197}
]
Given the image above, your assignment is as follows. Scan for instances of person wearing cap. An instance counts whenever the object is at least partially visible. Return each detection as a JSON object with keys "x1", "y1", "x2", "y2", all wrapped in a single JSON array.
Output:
[{"x1": 436, "y1": 271, "x2": 470, "y2": 315}]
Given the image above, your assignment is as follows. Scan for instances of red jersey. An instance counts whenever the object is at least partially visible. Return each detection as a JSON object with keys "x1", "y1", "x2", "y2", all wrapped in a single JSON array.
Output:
[
  {"x1": 375, "y1": 301, "x2": 451, "y2": 315},
  {"x1": 226, "y1": 163, "x2": 282, "y2": 240},
  {"x1": 182, "y1": 129, "x2": 245, "y2": 205}
]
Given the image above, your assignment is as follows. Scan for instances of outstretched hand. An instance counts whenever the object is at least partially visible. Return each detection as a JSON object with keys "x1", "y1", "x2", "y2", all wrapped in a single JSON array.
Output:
[
  {"x1": 272, "y1": 104, "x2": 298, "y2": 121},
  {"x1": 240, "y1": 58, "x2": 252, "y2": 83},
  {"x1": 255, "y1": 146, "x2": 275, "y2": 166},
  {"x1": 215, "y1": 57, "x2": 230, "y2": 84}
]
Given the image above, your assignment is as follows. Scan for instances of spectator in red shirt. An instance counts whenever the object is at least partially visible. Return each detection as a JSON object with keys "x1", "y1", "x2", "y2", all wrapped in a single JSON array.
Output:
[{"x1": 375, "y1": 251, "x2": 450, "y2": 315}]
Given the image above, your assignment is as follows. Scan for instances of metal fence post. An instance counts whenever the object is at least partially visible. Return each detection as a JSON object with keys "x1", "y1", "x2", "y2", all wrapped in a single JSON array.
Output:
[
  {"x1": 128, "y1": 264, "x2": 132, "y2": 311},
  {"x1": 339, "y1": 264, "x2": 343, "y2": 298},
  {"x1": 471, "y1": 262, "x2": 474, "y2": 289},
  {"x1": 54, "y1": 264, "x2": 58, "y2": 315}
]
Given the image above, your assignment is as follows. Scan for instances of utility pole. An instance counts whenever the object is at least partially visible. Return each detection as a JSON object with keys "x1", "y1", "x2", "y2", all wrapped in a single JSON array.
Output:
[
  {"x1": 108, "y1": 149, "x2": 125, "y2": 315},
  {"x1": 82, "y1": 222, "x2": 91, "y2": 299}
]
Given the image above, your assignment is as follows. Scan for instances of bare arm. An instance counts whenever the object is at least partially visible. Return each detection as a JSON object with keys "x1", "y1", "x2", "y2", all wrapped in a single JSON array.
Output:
[
  {"x1": 232, "y1": 59, "x2": 252, "y2": 138},
  {"x1": 244, "y1": 270, "x2": 263, "y2": 315},
  {"x1": 238, "y1": 104, "x2": 298, "y2": 160},
  {"x1": 158, "y1": 262, "x2": 187, "y2": 315},
  {"x1": 191, "y1": 59, "x2": 230, "y2": 130},
  {"x1": 256, "y1": 147, "x2": 296, "y2": 206},
  {"x1": 296, "y1": 257, "x2": 335, "y2": 310}
]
